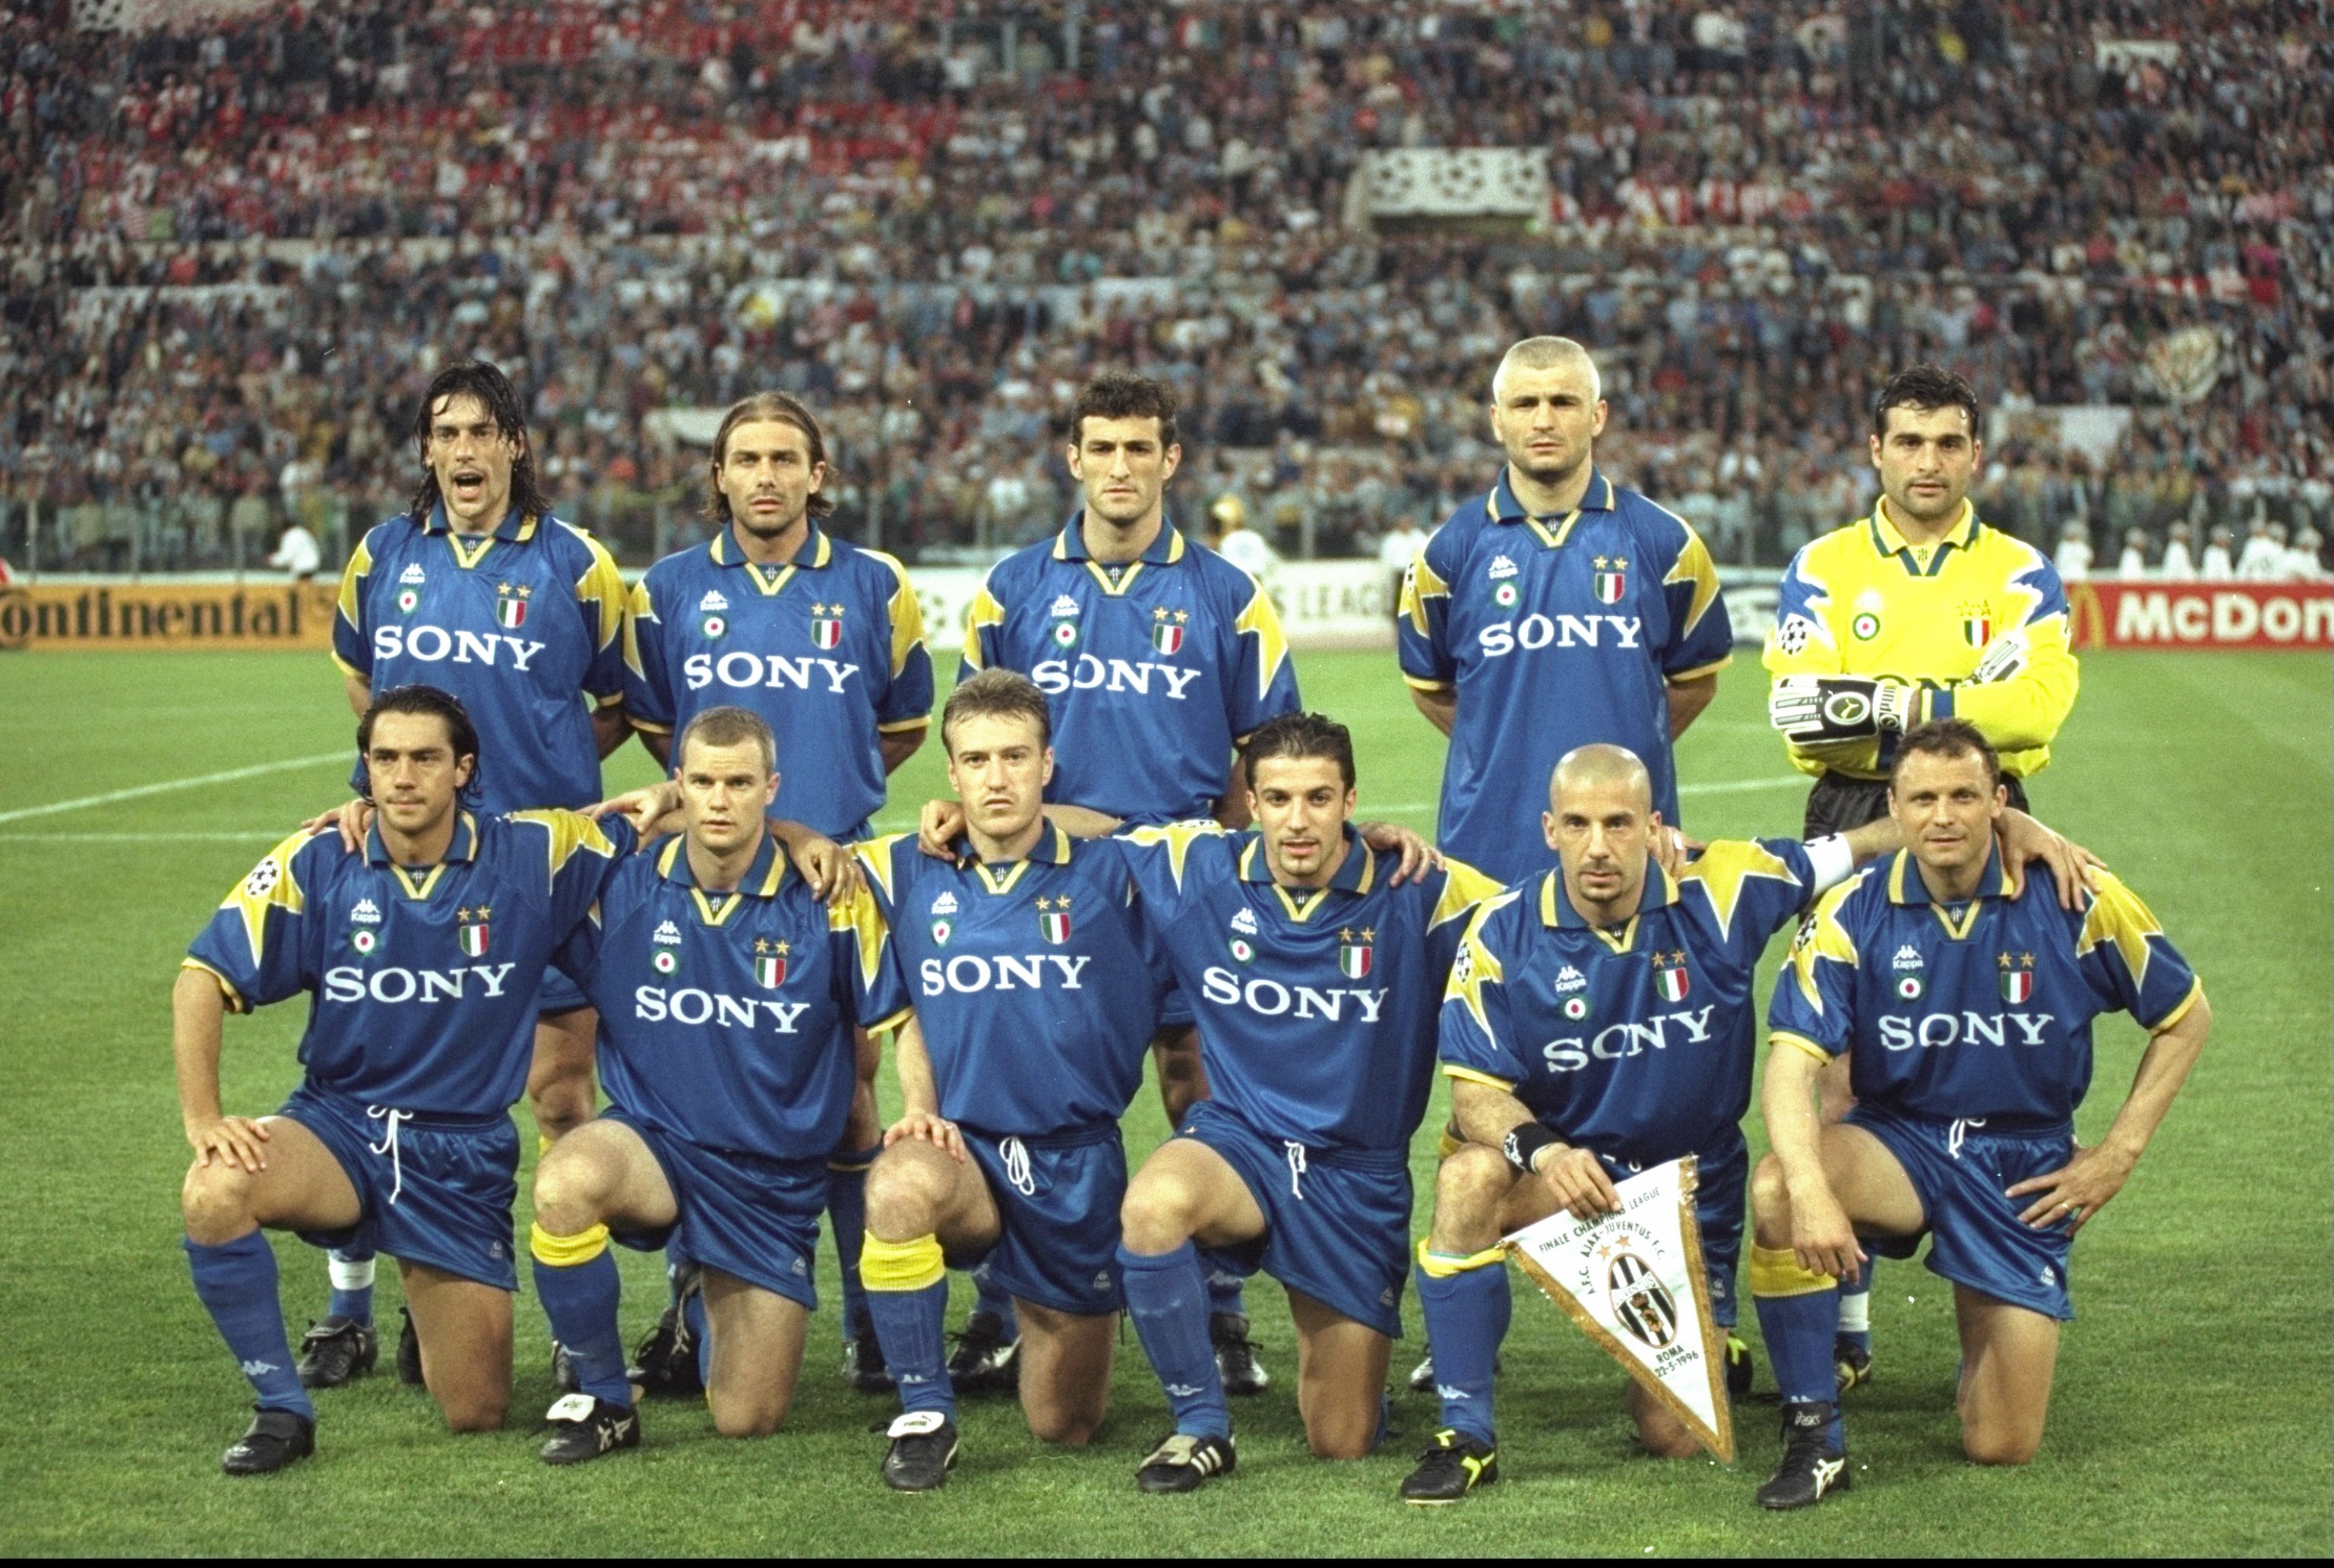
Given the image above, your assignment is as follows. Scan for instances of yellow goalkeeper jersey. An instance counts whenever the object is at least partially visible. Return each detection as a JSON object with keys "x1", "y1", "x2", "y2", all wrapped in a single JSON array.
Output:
[{"x1": 1762, "y1": 498, "x2": 2079, "y2": 781}]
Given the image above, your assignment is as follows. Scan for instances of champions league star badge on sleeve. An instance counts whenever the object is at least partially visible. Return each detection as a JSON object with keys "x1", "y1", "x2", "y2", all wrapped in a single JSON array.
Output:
[{"x1": 1504, "y1": 1156, "x2": 1733, "y2": 1462}]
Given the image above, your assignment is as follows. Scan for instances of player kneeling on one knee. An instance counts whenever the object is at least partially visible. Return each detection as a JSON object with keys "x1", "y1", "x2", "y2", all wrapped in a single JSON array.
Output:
[
  {"x1": 527, "y1": 705, "x2": 893, "y2": 1463},
  {"x1": 1747, "y1": 720, "x2": 2210, "y2": 1509},
  {"x1": 176, "y1": 687, "x2": 637, "y2": 1474},
  {"x1": 852, "y1": 672, "x2": 1175, "y2": 1489}
]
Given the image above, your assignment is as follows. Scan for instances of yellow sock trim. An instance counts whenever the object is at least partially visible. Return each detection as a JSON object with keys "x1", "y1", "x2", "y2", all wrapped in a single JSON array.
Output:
[
  {"x1": 1749, "y1": 1244, "x2": 1836, "y2": 1298},
  {"x1": 860, "y1": 1231, "x2": 945, "y2": 1292},
  {"x1": 1435, "y1": 1129, "x2": 1467, "y2": 1162},
  {"x1": 530, "y1": 1221, "x2": 610, "y2": 1267},
  {"x1": 537, "y1": 1132, "x2": 556, "y2": 1157},
  {"x1": 1416, "y1": 1238, "x2": 1507, "y2": 1278}
]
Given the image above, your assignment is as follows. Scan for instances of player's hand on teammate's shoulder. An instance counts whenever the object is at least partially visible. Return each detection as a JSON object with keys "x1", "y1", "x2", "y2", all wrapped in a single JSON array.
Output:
[
  {"x1": 918, "y1": 798, "x2": 969, "y2": 865},
  {"x1": 587, "y1": 780, "x2": 681, "y2": 837},
  {"x1": 777, "y1": 827, "x2": 862, "y2": 906},
  {"x1": 883, "y1": 1111, "x2": 966, "y2": 1161},
  {"x1": 2007, "y1": 1140, "x2": 2135, "y2": 1235},
  {"x1": 1652, "y1": 824, "x2": 1696, "y2": 875},
  {"x1": 1535, "y1": 1141, "x2": 1624, "y2": 1219},
  {"x1": 301, "y1": 797, "x2": 372, "y2": 852},
  {"x1": 185, "y1": 1113, "x2": 271, "y2": 1173},
  {"x1": 1994, "y1": 808, "x2": 2105, "y2": 911},
  {"x1": 1355, "y1": 820, "x2": 1443, "y2": 885}
]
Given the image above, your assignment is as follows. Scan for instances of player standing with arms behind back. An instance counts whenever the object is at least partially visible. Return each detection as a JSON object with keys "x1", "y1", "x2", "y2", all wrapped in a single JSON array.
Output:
[
  {"x1": 623, "y1": 392, "x2": 933, "y2": 1396},
  {"x1": 1763, "y1": 365, "x2": 2081, "y2": 1389},
  {"x1": 947, "y1": 371, "x2": 1301, "y2": 1399},
  {"x1": 305, "y1": 362, "x2": 631, "y2": 1391}
]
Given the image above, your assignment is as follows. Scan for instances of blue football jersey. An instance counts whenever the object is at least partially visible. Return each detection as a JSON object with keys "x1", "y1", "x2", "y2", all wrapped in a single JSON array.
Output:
[
  {"x1": 1769, "y1": 850, "x2": 2203, "y2": 1125},
  {"x1": 1117, "y1": 821, "x2": 1500, "y2": 1152},
  {"x1": 625, "y1": 524, "x2": 934, "y2": 839},
  {"x1": 333, "y1": 504, "x2": 630, "y2": 812},
  {"x1": 858, "y1": 824, "x2": 1169, "y2": 1136},
  {"x1": 963, "y1": 518, "x2": 1300, "y2": 824},
  {"x1": 1440, "y1": 839, "x2": 1824, "y2": 1165},
  {"x1": 562, "y1": 830, "x2": 909, "y2": 1160},
  {"x1": 1397, "y1": 469, "x2": 1733, "y2": 883},
  {"x1": 184, "y1": 811, "x2": 631, "y2": 1118}
]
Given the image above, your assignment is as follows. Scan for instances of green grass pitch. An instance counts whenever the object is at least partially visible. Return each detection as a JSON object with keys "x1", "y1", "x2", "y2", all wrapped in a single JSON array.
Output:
[{"x1": 0, "y1": 646, "x2": 2325, "y2": 1555}]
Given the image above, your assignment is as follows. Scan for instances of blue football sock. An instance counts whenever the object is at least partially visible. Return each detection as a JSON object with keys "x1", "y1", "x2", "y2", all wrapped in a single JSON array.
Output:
[
  {"x1": 530, "y1": 1231, "x2": 631, "y2": 1406},
  {"x1": 867, "y1": 1279, "x2": 954, "y2": 1418},
  {"x1": 1414, "y1": 1250, "x2": 1509, "y2": 1446},
  {"x1": 327, "y1": 1247, "x2": 375, "y2": 1325},
  {"x1": 1200, "y1": 1249, "x2": 1249, "y2": 1320},
  {"x1": 1836, "y1": 1261, "x2": 1873, "y2": 1354},
  {"x1": 186, "y1": 1232, "x2": 313, "y2": 1421},
  {"x1": 1751, "y1": 1245, "x2": 1843, "y2": 1448},
  {"x1": 828, "y1": 1146, "x2": 879, "y2": 1344},
  {"x1": 971, "y1": 1266, "x2": 1020, "y2": 1339},
  {"x1": 685, "y1": 1288, "x2": 712, "y2": 1384},
  {"x1": 1118, "y1": 1241, "x2": 1229, "y2": 1440}
]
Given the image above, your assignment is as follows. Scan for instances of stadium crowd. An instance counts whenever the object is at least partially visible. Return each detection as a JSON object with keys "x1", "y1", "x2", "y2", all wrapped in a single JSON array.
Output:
[{"x1": 2, "y1": 0, "x2": 2329, "y2": 574}]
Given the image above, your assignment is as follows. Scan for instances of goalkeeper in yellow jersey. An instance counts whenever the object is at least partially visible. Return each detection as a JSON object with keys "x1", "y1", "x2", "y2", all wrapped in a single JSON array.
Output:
[{"x1": 1762, "y1": 362, "x2": 2082, "y2": 1394}]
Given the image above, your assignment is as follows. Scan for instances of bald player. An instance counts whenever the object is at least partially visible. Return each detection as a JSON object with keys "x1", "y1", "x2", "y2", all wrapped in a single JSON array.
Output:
[{"x1": 1399, "y1": 744, "x2": 2086, "y2": 1501}]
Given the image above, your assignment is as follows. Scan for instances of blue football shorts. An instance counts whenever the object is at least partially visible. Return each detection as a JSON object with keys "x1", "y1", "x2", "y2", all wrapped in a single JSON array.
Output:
[
  {"x1": 958, "y1": 1121, "x2": 1127, "y2": 1317},
  {"x1": 282, "y1": 1083, "x2": 520, "y2": 1291},
  {"x1": 1846, "y1": 1102, "x2": 2076, "y2": 1320},
  {"x1": 602, "y1": 1108, "x2": 824, "y2": 1309},
  {"x1": 1178, "y1": 1100, "x2": 1412, "y2": 1339}
]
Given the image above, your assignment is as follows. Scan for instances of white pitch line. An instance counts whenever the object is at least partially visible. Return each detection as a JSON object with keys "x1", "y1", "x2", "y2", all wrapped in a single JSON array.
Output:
[
  {"x1": 0, "y1": 830, "x2": 291, "y2": 843},
  {"x1": 0, "y1": 751, "x2": 348, "y2": 825}
]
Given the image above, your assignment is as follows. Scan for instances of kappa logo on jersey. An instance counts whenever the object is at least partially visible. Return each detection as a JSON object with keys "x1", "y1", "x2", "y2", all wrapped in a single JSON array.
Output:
[
  {"x1": 753, "y1": 937, "x2": 789, "y2": 988},
  {"x1": 1489, "y1": 553, "x2": 1520, "y2": 608},
  {"x1": 1030, "y1": 654, "x2": 1203, "y2": 701},
  {"x1": 811, "y1": 602, "x2": 844, "y2": 650},
  {"x1": 321, "y1": 962, "x2": 519, "y2": 1004},
  {"x1": 1150, "y1": 605, "x2": 1188, "y2": 656},
  {"x1": 1199, "y1": 967, "x2": 1390, "y2": 1023},
  {"x1": 1998, "y1": 950, "x2": 2037, "y2": 1004},
  {"x1": 931, "y1": 891, "x2": 960, "y2": 915},
  {"x1": 1554, "y1": 963, "x2": 1586, "y2": 993},
  {"x1": 495, "y1": 582, "x2": 531, "y2": 630},
  {"x1": 1227, "y1": 906, "x2": 1258, "y2": 964},
  {"x1": 1036, "y1": 895, "x2": 1072, "y2": 944},
  {"x1": 350, "y1": 898, "x2": 382, "y2": 925},
  {"x1": 652, "y1": 918, "x2": 682, "y2": 975},
  {"x1": 1048, "y1": 593, "x2": 1081, "y2": 649},
  {"x1": 1338, "y1": 926, "x2": 1374, "y2": 979},
  {"x1": 1536, "y1": 1005, "x2": 1718, "y2": 1071},
  {"x1": 1592, "y1": 555, "x2": 1629, "y2": 605},
  {"x1": 918, "y1": 953, "x2": 1093, "y2": 995},
  {"x1": 697, "y1": 589, "x2": 730, "y2": 640},
  {"x1": 1893, "y1": 943, "x2": 1925, "y2": 1001},
  {"x1": 1652, "y1": 948, "x2": 1690, "y2": 1003},
  {"x1": 400, "y1": 563, "x2": 427, "y2": 585},
  {"x1": 457, "y1": 905, "x2": 490, "y2": 957},
  {"x1": 698, "y1": 590, "x2": 730, "y2": 612},
  {"x1": 633, "y1": 985, "x2": 811, "y2": 1032},
  {"x1": 372, "y1": 624, "x2": 548, "y2": 669},
  {"x1": 1962, "y1": 601, "x2": 1994, "y2": 648},
  {"x1": 684, "y1": 650, "x2": 862, "y2": 696},
  {"x1": 396, "y1": 563, "x2": 427, "y2": 615}
]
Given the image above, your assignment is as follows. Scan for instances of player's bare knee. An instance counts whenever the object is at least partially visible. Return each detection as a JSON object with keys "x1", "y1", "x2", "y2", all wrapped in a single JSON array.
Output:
[
  {"x1": 863, "y1": 1149, "x2": 943, "y2": 1241},
  {"x1": 437, "y1": 1388, "x2": 509, "y2": 1433},
  {"x1": 710, "y1": 1399, "x2": 783, "y2": 1439},
  {"x1": 1304, "y1": 1418, "x2": 1376, "y2": 1462},
  {"x1": 1118, "y1": 1178, "x2": 1194, "y2": 1254},
  {"x1": 528, "y1": 1149, "x2": 604, "y2": 1237},
  {"x1": 1749, "y1": 1155, "x2": 1793, "y2": 1244},
  {"x1": 1962, "y1": 1427, "x2": 2040, "y2": 1466},
  {"x1": 1026, "y1": 1407, "x2": 1100, "y2": 1446},
  {"x1": 1434, "y1": 1143, "x2": 1512, "y2": 1219},
  {"x1": 179, "y1": 1163, "x2": 255, "y2": 1243}
]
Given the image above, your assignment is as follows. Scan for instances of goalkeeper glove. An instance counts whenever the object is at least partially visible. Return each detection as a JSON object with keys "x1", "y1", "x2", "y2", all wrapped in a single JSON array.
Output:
[{"x1": 1769, "y1": 676, "x2": 1924, "y2": 742}]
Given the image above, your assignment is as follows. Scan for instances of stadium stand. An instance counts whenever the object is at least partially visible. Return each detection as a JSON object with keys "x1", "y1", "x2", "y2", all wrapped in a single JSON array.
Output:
[{"x1": 1, "y1": 2, "x2": 2327, "y2": 574}]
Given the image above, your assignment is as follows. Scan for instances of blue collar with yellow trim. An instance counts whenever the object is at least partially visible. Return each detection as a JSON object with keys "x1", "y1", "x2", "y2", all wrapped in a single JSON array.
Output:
[
  {"x1": 1235, "y1": 826, "x2": 1377, "y2": 895},
  {"x1": 1053, "y1": 513, "x2": 1188, "y2": 567},
  {"x1": 1539, "y1": 852, "x2": 1680, "y2": 928},
  {"x1": 366, "y1": 810, "x2": 480, "y2": 868},
  {"x1": 422, "y1": 502, "x2": 540, "y2": 544},
  {"x1": 951, "y1": 820, "x2": 1077, "y2": 870},
  {"x1": 654, "y1": 828, "x2": 789, "y2": 898},
  {"x1": 1885, "y1": 845, "x2": 2008, "y2": 906},
  {"x1": 710, "y1": 523, "x2": 833, "y2": 571},
  {"x1": 1489, "y1": 466, "x2": 1616, "y2": 526}
]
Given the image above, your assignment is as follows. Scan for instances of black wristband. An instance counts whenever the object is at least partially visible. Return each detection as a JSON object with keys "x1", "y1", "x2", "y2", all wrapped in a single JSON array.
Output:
[{"x1": 1502, "y1": 1121, "x2": 1558, "y2": 1177}]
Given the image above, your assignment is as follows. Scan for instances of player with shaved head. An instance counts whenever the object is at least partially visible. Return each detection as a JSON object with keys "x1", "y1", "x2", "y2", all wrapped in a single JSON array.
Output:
[{"x1": 1399, "y1": 744, "x2": 2093, "y2": 1503}]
